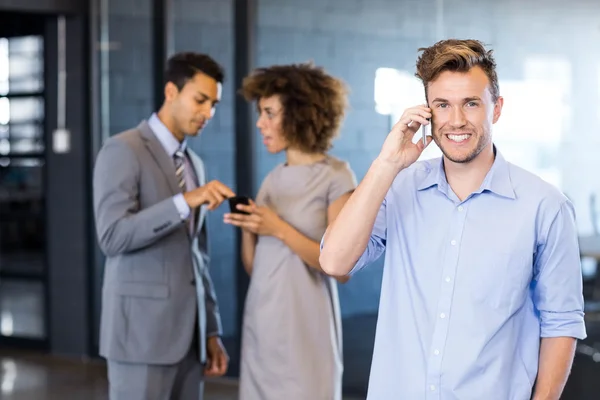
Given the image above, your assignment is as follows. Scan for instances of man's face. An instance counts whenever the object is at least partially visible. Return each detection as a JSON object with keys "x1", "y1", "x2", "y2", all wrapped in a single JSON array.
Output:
[
  {"x1": 166, "y1": 72, "x2": 222, "y2": 137},
  {"x1": 427, "y1": 66, "x2": 503, "y2": 164}
]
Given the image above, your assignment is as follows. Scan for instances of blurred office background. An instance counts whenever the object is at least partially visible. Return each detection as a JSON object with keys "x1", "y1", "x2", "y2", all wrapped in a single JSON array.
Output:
[{"x1": 1, "y1": 0, "x2": 600, "y2": 398}]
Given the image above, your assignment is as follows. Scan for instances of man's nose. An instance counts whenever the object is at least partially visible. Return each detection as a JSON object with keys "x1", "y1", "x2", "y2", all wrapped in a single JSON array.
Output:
[
  {"x1": 449, "y1": 107, "x2": 466, "y2": 127},
  {"x1": 201, "y1": 104, "x2": 214, "y2": 120}
]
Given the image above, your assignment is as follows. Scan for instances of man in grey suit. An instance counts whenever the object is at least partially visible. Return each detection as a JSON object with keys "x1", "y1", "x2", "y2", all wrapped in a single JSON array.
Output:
[{"x1": 93, "y1": 52, "x2": 235, "y2": 399}]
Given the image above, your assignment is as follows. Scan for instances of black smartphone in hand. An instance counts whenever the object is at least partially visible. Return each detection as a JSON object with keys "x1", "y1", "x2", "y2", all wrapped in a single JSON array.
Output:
[{"x1": 228, "y1": 196, "x2": 251, "y2": 215}]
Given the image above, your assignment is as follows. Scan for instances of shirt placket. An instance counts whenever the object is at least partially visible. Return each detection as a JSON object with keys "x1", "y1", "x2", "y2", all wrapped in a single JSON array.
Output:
[{"x1": 425, "y1": 200, "x2": 469, "y2": 399}]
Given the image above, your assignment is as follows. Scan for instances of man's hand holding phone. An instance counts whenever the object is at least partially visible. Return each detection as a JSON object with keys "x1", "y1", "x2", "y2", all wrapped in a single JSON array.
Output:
[
  {"x1": 183, "y1": 180, "x2": 235, "y2": 210},
  {"x1": 377, "y1": 104, "x2": 433, "y2": 173}
]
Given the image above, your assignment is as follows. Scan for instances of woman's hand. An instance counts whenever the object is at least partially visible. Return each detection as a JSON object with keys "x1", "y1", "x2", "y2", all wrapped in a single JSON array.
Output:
[{"x1": 223, "y1": 200, "x2": 287, "y2": 238}]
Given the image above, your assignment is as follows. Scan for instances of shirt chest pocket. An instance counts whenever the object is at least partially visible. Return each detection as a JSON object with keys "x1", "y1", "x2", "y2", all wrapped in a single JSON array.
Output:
[{"x1": 469, "y1": 250, "x2": 534, "y2": 313}]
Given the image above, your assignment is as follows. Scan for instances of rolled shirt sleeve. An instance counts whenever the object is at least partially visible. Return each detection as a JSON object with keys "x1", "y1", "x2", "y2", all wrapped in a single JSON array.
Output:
[
  {"x1": 320, "y1": 198, "x2": 388, "y2": 276},
  {"x1": 533, "y1": 200, "x2": 587, "y2": 340}
]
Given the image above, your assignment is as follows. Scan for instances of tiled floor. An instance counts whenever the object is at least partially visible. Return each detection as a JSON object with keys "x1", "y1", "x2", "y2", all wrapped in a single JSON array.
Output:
[
  {"x1": 0, "y1": 349, "x2": 363, "y2": 400},
  {"x1": 0, "y1": 350, "x2": 107, "y2": 400},
  {"x1": 0, "y1": 349, "x2": 246, "y2": 400}
]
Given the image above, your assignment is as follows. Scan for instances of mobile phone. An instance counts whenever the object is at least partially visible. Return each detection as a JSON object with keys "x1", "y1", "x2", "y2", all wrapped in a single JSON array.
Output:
[
  {"x1": 422, "y1": 118, "x2": 430, "y2": 145},
  {"x1": 228, "y1": 196, "x2": 251, "y2": 215}
]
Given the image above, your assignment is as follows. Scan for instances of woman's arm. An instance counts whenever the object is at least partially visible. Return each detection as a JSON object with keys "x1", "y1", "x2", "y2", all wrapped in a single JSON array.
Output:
[
  {"x1": 277, "y1": 192, "x2": 352, "y2": 283},
  {"x1": 224, "y1": 192, "x2": 353, "y2": 283},
  {"x1": 240, "y1": 230, "x2": 257, "y2": 276}
]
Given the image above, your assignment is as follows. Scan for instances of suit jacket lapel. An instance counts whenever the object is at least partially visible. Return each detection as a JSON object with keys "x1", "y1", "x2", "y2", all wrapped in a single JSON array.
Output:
[{"x1": 138, "y1": 121, "x2": 180, "y2": 195}]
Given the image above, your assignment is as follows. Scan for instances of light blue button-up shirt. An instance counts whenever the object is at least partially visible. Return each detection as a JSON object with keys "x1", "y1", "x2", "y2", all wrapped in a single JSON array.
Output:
[
  {"x1": 147, "y1": 113, "x2": 195, "y2": 223},
  {"x1": 345, "y1": 148, "x2": 586, "y2": 399}
]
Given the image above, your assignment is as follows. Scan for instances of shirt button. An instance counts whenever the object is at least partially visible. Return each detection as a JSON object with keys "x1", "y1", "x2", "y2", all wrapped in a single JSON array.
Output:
[
  {"x1": 458, "y1": 205, "x2": 464, "y2": 212},
  {"x1": 430, "y1": 384, "x2": 436, "y2": 391},
  {"x1": 445, "y1": 277, "x2": 451, "y2": 283},
  {"x1": 434, "y1": 349, "x2": 440, "y2": 355},
  {"x1": 440, "y1": 313, "x2": 446, "y2": 319},
  {"x1": 450, "y1": 240, "x2": 457, "y2": 246}
]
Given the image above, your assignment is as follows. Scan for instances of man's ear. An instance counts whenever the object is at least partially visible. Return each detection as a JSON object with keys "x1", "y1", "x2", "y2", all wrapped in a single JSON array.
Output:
[
  {"x1": 164, "y1": 81, "x2": 179, "y2": 102},
  {"x1": 492, "y1": 96, "x2": 504, "y2": 124}
]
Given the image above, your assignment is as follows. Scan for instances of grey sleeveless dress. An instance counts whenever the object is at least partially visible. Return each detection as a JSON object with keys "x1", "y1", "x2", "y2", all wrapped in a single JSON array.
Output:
[{"x1": 239, "y1": 156, "x2": 357, "y2": 400}]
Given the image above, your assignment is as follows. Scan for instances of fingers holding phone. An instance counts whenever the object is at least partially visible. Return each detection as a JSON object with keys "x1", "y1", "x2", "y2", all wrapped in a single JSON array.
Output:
[
  {"x1": 377, "y1": 104, "x2": 433, "y2": 171},
  {"x1": 223, "y1": 197, "x2": 284, "y2": 237},
  {"x1": 223, "y1": 197, "x2": 260, "y2": 233}
]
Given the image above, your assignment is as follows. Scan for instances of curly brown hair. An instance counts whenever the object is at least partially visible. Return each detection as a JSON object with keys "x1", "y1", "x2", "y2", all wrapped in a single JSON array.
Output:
[
  {"x1": 239, "y1": 62, "x2": 349, "y2": 153},
  {"x1": 415, "y1": 39, "x2": 499, "y2": 102}
]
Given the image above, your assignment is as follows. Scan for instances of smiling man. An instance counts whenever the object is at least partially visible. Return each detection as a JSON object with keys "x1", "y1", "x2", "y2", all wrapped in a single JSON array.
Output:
[
  {"x1": 319, "y1": 39, "x2": 587, "y2": 399},
  {"x1": 93, "y1": 52, "x2": 234, "y2": 400}
]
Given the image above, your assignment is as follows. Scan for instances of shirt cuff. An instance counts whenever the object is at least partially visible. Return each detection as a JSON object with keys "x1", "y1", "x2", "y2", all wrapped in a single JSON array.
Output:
[
  {"x1": 540, "y1": 310, "x2": 587, "y2": 340},
  {"x1": 172, "y1": 194, "x2": 191, "y2": 220}
]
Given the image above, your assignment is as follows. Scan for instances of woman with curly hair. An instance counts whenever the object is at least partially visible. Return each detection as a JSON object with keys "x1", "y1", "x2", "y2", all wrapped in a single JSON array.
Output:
[{"x1": 223, "y1": 62, "x2": 356, "y2": 399}]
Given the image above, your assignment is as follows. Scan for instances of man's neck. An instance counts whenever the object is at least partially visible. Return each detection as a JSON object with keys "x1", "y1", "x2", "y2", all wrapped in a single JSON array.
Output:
[
  {"x1": 157, "y1": 108, "x2": 185, "y2": 143},
  {"x1": 444, "y1": 145, "x2": 495, "y2": 201}
]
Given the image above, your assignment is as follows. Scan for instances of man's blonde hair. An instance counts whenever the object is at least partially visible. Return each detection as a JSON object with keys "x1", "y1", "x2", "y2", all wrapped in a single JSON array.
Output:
[{"x1": 415, "y1": 39, "x2": 500, "y2": 102}]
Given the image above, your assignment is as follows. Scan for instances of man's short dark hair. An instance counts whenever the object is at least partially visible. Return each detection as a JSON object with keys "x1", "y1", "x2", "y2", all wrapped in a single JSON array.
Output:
[{"x1": 164, "y1": 52, "x2": 224, "y2": 91}]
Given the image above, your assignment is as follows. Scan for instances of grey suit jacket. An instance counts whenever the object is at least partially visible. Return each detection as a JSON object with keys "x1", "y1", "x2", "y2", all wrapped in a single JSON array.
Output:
[{"x1": 93, "y1": 121, "x2": 222, "y2": 365}]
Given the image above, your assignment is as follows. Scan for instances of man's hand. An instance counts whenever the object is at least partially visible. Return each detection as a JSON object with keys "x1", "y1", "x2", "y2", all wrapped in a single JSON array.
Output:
[
  {"x1": 223, "y1": 200, "x2": 286, "y2": 238},
  {"x1": 183, "y1": 180, "x2": 235, "y2": 210},
  {"x1": 378, "y1": 104, "x2": 433, "y2": 172},
  {"x1": 204, "y1": 336, "x2": 229, "y2": 377}
]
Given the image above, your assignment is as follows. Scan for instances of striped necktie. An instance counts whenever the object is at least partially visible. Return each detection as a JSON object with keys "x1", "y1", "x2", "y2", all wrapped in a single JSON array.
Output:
[
  {"x1": 174, "y1": 149, "x2": 186, "y2": 192},
  {"x1": 174, "y1": 148, "x2": 198, "y2": 235}
]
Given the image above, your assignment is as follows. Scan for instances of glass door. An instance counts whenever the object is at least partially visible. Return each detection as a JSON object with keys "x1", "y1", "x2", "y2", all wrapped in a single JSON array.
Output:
[{"x1": 0, "y1": 33, "x2": 47, "y2": 346}]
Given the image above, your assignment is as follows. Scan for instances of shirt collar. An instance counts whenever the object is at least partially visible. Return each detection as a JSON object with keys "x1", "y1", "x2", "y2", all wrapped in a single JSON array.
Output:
[
  {"x1": 479, "y1": 148, "x2": 515, "y2": 199},
  {"x1": 417, "y1": 157, "x2": 445, "y2": 192},
  {"x1": 417, "y1": 145, "x2": 516, "y2": 200},
  {"x1": 147, "y1": 113, "x2": 187, "y2": 157}
]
